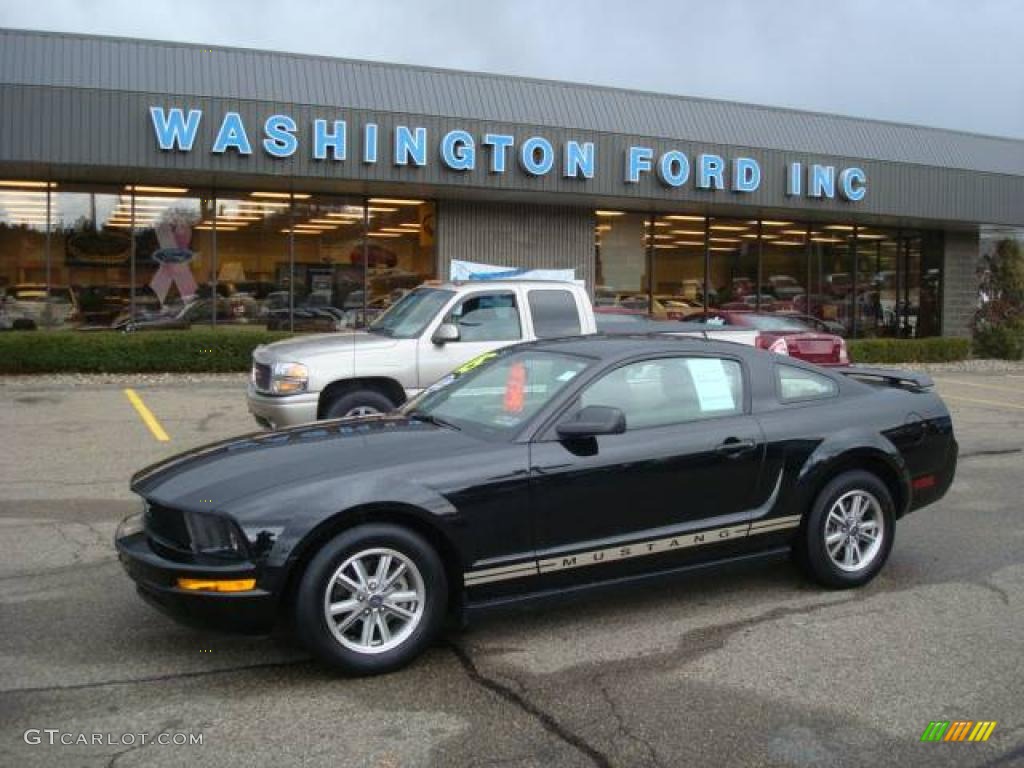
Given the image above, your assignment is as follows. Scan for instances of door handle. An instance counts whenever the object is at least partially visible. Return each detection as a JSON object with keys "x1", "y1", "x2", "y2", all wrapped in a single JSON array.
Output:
[{"x1": 715, "y1": 438, "x2": 757, "y2": 457}]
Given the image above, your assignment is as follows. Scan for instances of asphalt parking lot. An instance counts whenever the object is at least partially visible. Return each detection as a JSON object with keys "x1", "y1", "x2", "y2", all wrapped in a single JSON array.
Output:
[{"x1": 1, "y1": 370, "x2": 1022, "y2": 767}]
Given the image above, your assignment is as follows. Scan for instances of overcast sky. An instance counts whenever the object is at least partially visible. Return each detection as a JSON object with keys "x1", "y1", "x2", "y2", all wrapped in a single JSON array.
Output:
[{"x1": 1, "y1": 0, "x2": 1022, "y2": 139}]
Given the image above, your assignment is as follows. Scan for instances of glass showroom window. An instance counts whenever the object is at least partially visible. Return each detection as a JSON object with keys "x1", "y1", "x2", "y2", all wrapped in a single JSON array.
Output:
[
  {"x1": 705, "y1": 216, "x2": 760, "y2": 311},
  {"x1": 0, "y1": 181, "x2": 52, "y2": 330},
  {"x1": 205, "y1": 191, "x2": 290, "y2": 328},
  {"x1": 648, "y1": 213, "x2": 706, "y2": 317},
  {"x1": 288, "y1": 194, "x2": 367, "y2": 331},
  {"x1": 360, "y1": 197, "x2": 436, "y2": 326},
  {"x1": 594, "y1": 211, "x2": 653, "y2": 312},
  {"x1": 124, "y1": 187, "x2": 211, "y2": 330}
]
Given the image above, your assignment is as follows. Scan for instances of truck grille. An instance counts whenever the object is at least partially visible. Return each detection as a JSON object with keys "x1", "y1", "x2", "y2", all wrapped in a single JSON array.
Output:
[{"x1": 252, "y1": 361, "x2": 272, "y2": 392}]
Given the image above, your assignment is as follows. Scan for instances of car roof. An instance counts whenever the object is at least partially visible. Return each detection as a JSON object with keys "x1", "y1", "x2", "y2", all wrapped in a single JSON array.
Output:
[{"x1": 522, "y1": 333, "x2": 759, "y2": 363}]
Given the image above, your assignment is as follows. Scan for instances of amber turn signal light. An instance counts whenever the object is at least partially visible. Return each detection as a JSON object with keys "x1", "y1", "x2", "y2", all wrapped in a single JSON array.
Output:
[{"x1": 176, "y1": 578, "x2": 256, "y2": 592}]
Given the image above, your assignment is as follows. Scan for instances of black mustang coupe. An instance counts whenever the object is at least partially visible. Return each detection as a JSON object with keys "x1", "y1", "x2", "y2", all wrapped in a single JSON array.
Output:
[{"x1": 117, "y1": 336, "x2": 957, "y2": 675}]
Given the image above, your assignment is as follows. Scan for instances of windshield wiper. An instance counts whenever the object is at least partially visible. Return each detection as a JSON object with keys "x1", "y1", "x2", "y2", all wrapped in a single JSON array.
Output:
[{"x1": 407, "y1": 410, "x2": 461, "y2": 431}]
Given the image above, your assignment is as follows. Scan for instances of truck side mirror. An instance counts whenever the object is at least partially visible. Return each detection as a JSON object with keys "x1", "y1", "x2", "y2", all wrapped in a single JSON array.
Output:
[{"x1": 432, "y1": 322, "x2": 460, "y2": 345}]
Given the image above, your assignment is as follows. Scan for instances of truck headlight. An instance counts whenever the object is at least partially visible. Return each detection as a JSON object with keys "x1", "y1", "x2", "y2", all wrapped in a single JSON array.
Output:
[
  {"x1": 271, "y1": 361, "x2": 309, "y2": 394},
  {"x1": 184, "y1": 511, "x2": 249, "y2": 558}
]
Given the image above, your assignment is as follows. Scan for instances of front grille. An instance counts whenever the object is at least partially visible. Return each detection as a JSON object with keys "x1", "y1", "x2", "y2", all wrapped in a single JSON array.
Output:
[
  {"x1": 252, "y1": 361, "x2": 272, "y2": 392},
  {"x1": 144, "y1": 502, "x2": 192, "y2": 560}
]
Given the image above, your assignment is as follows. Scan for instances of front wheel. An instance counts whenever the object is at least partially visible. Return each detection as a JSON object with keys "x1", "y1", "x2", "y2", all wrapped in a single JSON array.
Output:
[
  {"x1": 294, "y1": 524, "x2": 448, "y2": 675},
  {"x1": 323, "y1": 388, "x2": 395, "y2": 419},
  {"x1": 798, "y1": 470, "x2": 895, "y2": 589}
]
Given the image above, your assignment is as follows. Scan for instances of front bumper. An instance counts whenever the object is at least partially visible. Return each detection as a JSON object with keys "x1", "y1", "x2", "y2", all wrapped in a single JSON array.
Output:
[
  {"x1": 246, "y1": 386, "x2": 319, "y2": 429},
  {"x1": 115, "y1": 529, "x2": 277, "y2": 634}
]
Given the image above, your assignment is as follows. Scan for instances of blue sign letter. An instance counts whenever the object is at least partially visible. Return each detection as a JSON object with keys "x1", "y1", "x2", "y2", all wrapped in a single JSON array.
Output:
[
  {"x1": 482, "y1": 134, "x2": 514, "y2": 173},
  {"x1": 313, "y1": 119, "x2": 347, "y2": 161},
  {"x1": 626, "y1": 147, "x2": 654, "y2": 183},
  {"x1": 150, "y1": 107, "x2": 202, "y2": 151},
  {"x1": 697, "y1": 154, "x2": 725, "y2": 189},
  {"x1": 787, "y1": 162, "x2": 802, "y2": 196},
  {"x1": 441, "y1": 130, "x2": 476, "y2": 171},
  {"x1": 732, "y1": 158, "x2": 761, "y2": 192},
  {"x1": 839, "y1": 167, "x2": 867, "y2": 201},
  {"x1": 212, "y1": 112, "x2": 252, "y2": 155},
  {"x1": 564, "y1": 141, "x2": 595, "y2": 179},
  {"x1": 657, "y1": 150, "x2": 690, "y2": 187},
  {"x1": 394, "y1": 126, "x2": 427, "y2": 166},
  {"x1": 809, "y1": 164, "x2": 836, "y2": 198},
  {"x1": 263, "y1": 114, "x2": 298, "y2": 158},
  {"x1": 520, "y1": 137, "x2": 554, "y2": 175},
  {"x1": 363, "y1": 123, "x2": 378, "y2": 164}
]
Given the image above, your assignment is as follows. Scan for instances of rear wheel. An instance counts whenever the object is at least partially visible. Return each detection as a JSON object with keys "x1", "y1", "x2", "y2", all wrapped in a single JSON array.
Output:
[
  {"x1": 294, "y1": 524, "x2": 447, "y2": 675},
  {"x1": 323, "y1": 388, "x2": 395, "y2": 419},
  {"x1": 799, "y1": 470, "x2": 894, "y2": 589}
]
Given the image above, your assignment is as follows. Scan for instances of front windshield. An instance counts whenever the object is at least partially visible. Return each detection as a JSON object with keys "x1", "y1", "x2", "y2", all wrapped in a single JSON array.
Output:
[
  {"x1": 368, "y1": 287, "x2": 454, "y2": 338},
  {"x1": 404, "y1": 349, "x2": 591, "y2": 438},
  {"x1": 744, "y1": 315, "x2": 811, "y2": 332}
]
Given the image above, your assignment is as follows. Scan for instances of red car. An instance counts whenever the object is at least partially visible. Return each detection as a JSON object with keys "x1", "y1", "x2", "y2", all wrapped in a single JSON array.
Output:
[{"x1": 689, "y1": 310, "x2": 849, "y2": 366}]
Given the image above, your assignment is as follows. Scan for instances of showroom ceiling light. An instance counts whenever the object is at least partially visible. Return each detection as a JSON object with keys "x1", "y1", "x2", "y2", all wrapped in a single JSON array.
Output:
[
  {"x1": 710, "y1": 224, "x2": 748, "y2": 231},
  {"x1": 368, "y1": 198, "x2": 424, "y2": 205},
  {"x1": 664, "y1": 214, "x2": 705, "y2": 221},
  {"x1": 824, "y1": 224, "x2": 855, "y2": 231},
  {"x1": 595, "y1": 210, "x2": 625, "y2": 217},
  {"x1": 367, "y1": 232, "x2": 401, "y2": 238},
  {"x1": 125, "y1": 185, "x2": 189, "y2": 194},
  {"x1": 670, "y1": 229, "x2": 704, "y2": 236},
  {"x1": 0, "y1": 180, "x2": 55, "y2": 188},
  {"x1": 252, "y1": 191, "x2": 309, "y2": 199}
]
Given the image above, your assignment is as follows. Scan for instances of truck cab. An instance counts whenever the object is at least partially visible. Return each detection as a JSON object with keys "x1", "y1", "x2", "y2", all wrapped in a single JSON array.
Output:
[{"x1": 247, "y1": 280, "x2": 596, "y2": 428}]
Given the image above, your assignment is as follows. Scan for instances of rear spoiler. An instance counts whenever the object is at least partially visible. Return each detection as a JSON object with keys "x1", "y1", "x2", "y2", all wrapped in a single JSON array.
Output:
[{"x1": 834, "y1": 366, "x2": 934, "y2": 390}]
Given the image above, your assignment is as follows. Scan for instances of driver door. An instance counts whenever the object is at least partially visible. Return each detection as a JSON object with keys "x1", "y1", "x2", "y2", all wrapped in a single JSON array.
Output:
[{"x1": 416, "y1": 290, "x2": 524, "y2": 389}]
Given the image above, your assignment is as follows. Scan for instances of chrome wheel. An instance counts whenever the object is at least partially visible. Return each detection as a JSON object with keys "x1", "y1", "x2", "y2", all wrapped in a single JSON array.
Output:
[
  {"x1": 824, "y1": 490, "x2": 885, "y2": 573},
  {"x1": 344, "y1": 405, "x2": 382, "y2": 418},
  {"x1": 323, "y1": 548, "x2": 425, "y2": 655}
]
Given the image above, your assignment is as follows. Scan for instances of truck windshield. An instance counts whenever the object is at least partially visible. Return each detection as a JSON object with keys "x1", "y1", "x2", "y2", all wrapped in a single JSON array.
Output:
[
  {"x1": 367, "y1": 287, "x2": 454, "y2": 338},
  {"x1": 403, "y1": 349, "x2": 592, "y2": 439}
]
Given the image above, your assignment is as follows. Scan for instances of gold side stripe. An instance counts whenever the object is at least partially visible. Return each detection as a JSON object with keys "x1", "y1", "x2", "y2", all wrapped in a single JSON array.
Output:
[{"x1": 463, "y1": 516, "x2": 802, "y2": 586}]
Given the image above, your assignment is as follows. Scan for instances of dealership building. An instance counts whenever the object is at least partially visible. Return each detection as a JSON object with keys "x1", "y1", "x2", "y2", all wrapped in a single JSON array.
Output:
[{"x1": 1, "y1": 28, "x2": 1023, "y2": 337}]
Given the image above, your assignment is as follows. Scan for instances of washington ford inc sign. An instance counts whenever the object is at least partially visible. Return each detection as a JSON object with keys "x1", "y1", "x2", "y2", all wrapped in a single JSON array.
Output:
[{"x1": 149, "y1": 107, "x2": 868, "y2": 201}]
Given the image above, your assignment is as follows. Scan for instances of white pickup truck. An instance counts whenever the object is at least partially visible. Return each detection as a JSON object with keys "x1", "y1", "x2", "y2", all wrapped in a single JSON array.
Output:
[{"x1": 247, "y1": 280, "x2": 757, "y2": 429}]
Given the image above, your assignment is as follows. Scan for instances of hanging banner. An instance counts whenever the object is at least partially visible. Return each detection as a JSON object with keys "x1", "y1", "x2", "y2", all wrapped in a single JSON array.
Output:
[{"x1": 450, "y1": 259, "x2": 578, "y2": 283}]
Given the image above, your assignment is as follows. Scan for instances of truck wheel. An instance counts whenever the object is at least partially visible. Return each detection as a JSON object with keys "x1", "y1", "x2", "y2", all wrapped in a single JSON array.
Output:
[
  {"x1": 799, "y1": 470, "x2": 895, "y2": 589},
  {"x1": 294, "y1": 523, "x2": 448, "y2": 675},
  {"x1": 323, "y1": 389, "x2": 395, "y2": 419}
]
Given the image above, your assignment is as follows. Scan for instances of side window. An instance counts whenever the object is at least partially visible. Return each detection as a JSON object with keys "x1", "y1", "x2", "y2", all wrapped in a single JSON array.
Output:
[
  {"x1": 776, "y1": 365, "x2": 838, "y2": 401},
  {"x1": 448, "y1": 292, "x2": 521, "y2": 342},
  {"x1": 528, "y1": 289, "x2": 581, "y2": 338},
  {"x1": 579, "y1": 356, "x2": 743, "y2": 430}
]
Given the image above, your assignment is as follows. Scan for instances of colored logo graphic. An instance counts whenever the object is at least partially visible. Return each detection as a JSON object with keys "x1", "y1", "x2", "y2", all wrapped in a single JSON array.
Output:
[{"x1": 920, "y1": 721, "x2": 997, "y2": 742}]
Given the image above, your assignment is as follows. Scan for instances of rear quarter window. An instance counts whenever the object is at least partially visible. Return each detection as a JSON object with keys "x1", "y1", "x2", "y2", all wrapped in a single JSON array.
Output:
[
  {"x1": 776, "y1": 365, "x2": 838, "y2": 402},
  {"x1": 528, "y1": 289, "x2": 581, "y2": 338}
]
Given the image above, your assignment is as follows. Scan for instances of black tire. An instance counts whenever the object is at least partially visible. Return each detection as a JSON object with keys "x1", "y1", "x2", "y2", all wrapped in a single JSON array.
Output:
[
  {"x1": 294, "y1": 523, "x2": 447, "y2": 675},
  {"x1": 323, "y1": 388, "x2": 395, "y2": 419},
  {"x1": 798, "y1": 470, "x2": 895, "y2": 589}
]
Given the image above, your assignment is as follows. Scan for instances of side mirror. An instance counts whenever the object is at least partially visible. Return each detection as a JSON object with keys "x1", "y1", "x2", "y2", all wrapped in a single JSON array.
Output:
[
  {"x1": 556, "y1": 405, "x2": 626, "y2": 439},
  {"x1": 432, "y1": 322, "x2": 460, "y2": 345}
]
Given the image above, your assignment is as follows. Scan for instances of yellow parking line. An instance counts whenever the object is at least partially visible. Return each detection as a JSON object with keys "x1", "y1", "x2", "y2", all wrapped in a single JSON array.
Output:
[
  {"x1": 123, "y1": 388, "x2": 170, "y2": 442},
  {"x1": 938, "y1": 379, "x2": 1024, "y2": 395},
  {"x1": 943, "y1": 394, "x2": 1024, "y2": 411}
]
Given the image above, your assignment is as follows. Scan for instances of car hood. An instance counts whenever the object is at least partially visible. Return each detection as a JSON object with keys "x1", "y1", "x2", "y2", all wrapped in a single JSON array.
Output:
[
  {"x1": 131, "y1": 415, "x2": 479, "y2": 511},
  {"x1": 255, "y1": 330, "x2": 398, "y2": 362}
]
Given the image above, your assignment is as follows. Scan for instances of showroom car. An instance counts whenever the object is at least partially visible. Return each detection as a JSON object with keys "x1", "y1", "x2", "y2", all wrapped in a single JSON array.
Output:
[{"x1": 117, "y1": 335, "x2": 957, "y2": 676}]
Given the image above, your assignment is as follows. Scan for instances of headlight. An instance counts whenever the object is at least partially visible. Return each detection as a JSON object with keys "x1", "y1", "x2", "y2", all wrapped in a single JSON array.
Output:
[
  {"x1": 116, "y1": 510, "x2": 145, "y2": 539},
  {"x1": 184, "y1": 511, "x2": 249, "y2": 558},
  {"x1": 271, "y1": 361, "x2": 309, "y2": 394}
]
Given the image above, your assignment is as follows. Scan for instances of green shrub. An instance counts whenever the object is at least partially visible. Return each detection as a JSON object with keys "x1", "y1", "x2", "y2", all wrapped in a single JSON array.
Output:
[
  {"x1": 0, "y1": 328, "x2": 293, "y2": 374},
  {"x1": 971, "y1": 322, "x2": 1024, "y2": 360},
  {"x1": 847, "y1": 337, "x2": 972, "y2": 364}
]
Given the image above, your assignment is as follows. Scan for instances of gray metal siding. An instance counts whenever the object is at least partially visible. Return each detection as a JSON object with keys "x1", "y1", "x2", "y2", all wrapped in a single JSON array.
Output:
[
  {"x1": 437, "y1": 202, "x2": 595, "y2": 289},
  {"x1": 2, "y1": 28, "x2": 1023, "y2": 177},
  {"x1": 2, "y1": 83, "x2": 1022, "y2": 226}
]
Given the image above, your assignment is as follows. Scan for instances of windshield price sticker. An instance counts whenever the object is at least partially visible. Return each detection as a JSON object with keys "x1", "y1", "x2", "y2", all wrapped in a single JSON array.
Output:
[{"x1": 686, "y1": 358, "x2": 736, "y2": 412}]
